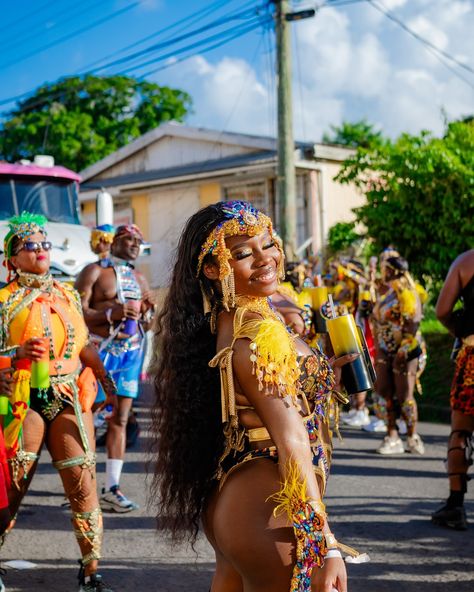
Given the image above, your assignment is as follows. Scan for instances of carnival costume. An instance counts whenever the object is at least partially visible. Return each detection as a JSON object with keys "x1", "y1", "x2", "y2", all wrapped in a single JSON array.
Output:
[
  {"x1": 372, "y1": 254, "x2": 427, "y2": 432},
  {"x1": 450, "y1": 273, "x2": 474, "y2": 417},
  {"x1": 90, "y1": 224, "x2": 115, "y2": 268},
  {"x1": 0, "y1": 213, "x2": 106, "y2": 568},
  {"x1": 199, "y1": 201, "x2": 362, "y2": 592},
  {"x1": 447, "y1": 272, "x2": 474, "y2": 497},
  {"x1": 93, "y1": 225, "x2": 144, "y2": 405}
]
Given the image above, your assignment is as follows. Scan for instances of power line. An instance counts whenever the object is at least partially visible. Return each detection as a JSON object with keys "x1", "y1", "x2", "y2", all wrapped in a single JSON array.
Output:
[
  {"x1": 0, "y1": 1, "x2": 141, "y2": 71},
  {"x1": 0, "y1": 0, "x2": 104, "y2": 55},
  {"x1": 137, "y1": 16, "x2": 270, "y2": 79},
  {"x1": 0, "y1": 8, "x2": 268, "y2": 112},
  {"x1": 293, "y1": 19, "x2": 307, "y2": 142},
  {"x1": 367, "y1": 0, "x2": 474, "y2": 77},
  {"x1": 89, "y1": 4, "x2": 264, "y2": 75},
  {"x1": 264, "y1": 22, "x2": 276, "y2": 137},
  {"x1": 76, "y1": 0, "x2": 238, "y2": 74},
  {"x1": 0, "y1": 0, "x2": 57, "y2": 37}
]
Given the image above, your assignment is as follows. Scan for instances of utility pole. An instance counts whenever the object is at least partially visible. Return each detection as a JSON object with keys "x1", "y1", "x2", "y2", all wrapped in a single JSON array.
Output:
[
  {"x1": 275, "y1": 0, "x2": 296, "y2": 260},
  {"x1": 274, "y1": 1, "x2": 315, "y2": 260}
]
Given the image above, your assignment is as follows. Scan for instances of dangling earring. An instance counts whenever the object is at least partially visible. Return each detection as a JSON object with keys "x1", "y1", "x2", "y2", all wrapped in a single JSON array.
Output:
[
  {"x1": 221, "y1": 269, "x2": 236, "y2": 311},
  {"x1": 200, "y1": 281, "x2": 212, "y2": 315},
  {"x1": 277, "y1": 249, "x2": 285, "y2": 281}
]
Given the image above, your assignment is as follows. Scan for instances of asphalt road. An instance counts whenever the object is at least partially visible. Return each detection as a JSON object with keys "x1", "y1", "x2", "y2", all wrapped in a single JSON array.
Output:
[{"x1": 1, "y1": 393, "x2": 473, "y2": 592}]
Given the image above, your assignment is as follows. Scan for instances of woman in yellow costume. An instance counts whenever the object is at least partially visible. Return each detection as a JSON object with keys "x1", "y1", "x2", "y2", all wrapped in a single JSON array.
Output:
[
  {"x1": 372, "y1": 249, "x2": 427, "y2": 456},
  {"x1": 0, "y1": 213, "x2": 116, "y2": 592},
  {"x1": 151, "y1": 201, "x2": 364, "y2": 592}
]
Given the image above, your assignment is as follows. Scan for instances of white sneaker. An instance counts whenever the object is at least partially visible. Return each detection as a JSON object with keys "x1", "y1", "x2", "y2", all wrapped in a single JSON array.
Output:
[
  {"x1": 376, "y1": 435, "x2": 405, "y2": 455},
  {"x1": 396, "y1": 418, "x2": 408, "y2": 435},
  {"x1": 344, "y1": 408, "x2": 370, "y2": 427},
  {"x1": 100, "y1": 486, "x2": 139, "y2": 513},
  {"x1": 0, "y1": 575, "x2": 4, "y2": 592},
  {"x1": 341, "y1": 408, "x2": 358, "y2": 423},
  {"x1": 407, "y1": 433, "x2": 425, "y2": 455},
  {"x1": 362, "y1": 417, "x2": 387, "y2": 433}
]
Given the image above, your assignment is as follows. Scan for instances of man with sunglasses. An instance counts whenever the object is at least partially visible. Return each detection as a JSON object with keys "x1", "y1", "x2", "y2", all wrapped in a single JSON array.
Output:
[{"x1": 75, "y1": 224, "x2": 155, "y2": 513}]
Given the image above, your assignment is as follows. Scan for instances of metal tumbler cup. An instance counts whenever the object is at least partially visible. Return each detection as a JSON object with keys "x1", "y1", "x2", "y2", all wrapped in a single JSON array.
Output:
[{"x1": 326, "y1": 314, "x2": 374, "y2": 394}]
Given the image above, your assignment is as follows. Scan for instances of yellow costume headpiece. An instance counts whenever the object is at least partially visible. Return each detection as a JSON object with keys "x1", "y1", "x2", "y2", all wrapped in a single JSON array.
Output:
[
  {"x1": 197, "y1": 201, "x2": 284, "y2": 310},
  {"x1": 90, "y1": 224, "x2": 115, "y2": 250}
]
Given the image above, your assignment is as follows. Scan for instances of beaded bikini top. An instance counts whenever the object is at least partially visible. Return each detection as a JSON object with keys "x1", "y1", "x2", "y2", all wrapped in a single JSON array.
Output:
[{"x1": 209, "y1": 297, "x2": 336, "y2": 479}]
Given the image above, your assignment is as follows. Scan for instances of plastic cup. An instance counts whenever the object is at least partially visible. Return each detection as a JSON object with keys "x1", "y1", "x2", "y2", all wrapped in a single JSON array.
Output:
[
  {"x1": 30, "y1": 337, "x2": 50, "y2": 390},
  {"x1": 0, "y1": 356, "x2": 11, "y2": 415},
  {"x1": 326, "y1": 314, "x2": 374, "y2": 394},
  {"x1": 123, "y1": 299, "x2": 141, "y2": 337}
]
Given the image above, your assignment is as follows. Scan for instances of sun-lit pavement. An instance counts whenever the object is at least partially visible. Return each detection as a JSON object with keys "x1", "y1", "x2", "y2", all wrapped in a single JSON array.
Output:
[{"x1": 1, "y1": 388, "x2": 473, "y2": 591}]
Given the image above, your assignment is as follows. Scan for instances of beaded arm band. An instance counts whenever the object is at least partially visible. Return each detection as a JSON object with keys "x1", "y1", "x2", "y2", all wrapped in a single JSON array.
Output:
[{"x1": 0, "y1": 346, "x2": 19, "y2": 359}]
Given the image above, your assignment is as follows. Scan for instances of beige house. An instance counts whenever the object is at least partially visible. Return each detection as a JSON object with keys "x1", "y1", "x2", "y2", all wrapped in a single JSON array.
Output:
[{"x1": 79, "y1": 123, "x2": 361, "y2": 288}]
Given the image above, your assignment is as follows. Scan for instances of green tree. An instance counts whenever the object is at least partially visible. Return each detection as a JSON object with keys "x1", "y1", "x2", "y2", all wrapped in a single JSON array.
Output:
[
  {"x1": 323, "y1": 119, "x2": 385, "y2": 149},
  {"x1": 336, "y1": 119, "x2": 474, "y2": 286},
  {"x1": 0, "y1": 75, "x2": 192, "y2": 171},
  {"x1": 327, "y1": 221, "x2": 359, "y2": 253}
]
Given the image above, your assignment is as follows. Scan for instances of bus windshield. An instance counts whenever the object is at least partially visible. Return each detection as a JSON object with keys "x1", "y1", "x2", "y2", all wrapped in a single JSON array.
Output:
[{"x1": 0, "y1": 177, "x2": 80, "y2": 224}]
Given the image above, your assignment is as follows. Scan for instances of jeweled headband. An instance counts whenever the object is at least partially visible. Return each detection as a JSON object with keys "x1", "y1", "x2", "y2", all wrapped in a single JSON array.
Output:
[
  {"x1": 196, "y1": 200, "x2": 284, "y2": 280},
  {"x1": 114, "y1": 224, "x2": 144, "y2": 243},
  {"x1": 3, "y1": 211, "x2": 48, "y2": 261},
  {"x1": 91, "y1": 224, "x2": 115, "y2": 249}
]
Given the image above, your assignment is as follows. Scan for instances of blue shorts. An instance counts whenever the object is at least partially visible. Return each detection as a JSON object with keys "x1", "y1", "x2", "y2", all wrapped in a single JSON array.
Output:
[{"x1": 95, "y1": 344, "x2": 143, "y2": 403}]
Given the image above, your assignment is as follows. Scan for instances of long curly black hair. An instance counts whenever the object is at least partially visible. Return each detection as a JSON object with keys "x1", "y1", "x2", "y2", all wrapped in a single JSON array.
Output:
[{"x1": 149, "y1": 203, "x2": 228, "y2": 544}]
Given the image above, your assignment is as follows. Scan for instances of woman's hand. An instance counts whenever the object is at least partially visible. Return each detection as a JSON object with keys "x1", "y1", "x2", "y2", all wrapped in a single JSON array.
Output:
[
  {"x1": 16, "y1": 338, "x2": 48, "y2": 362},
  {"x1": 0, "y1": 367, "x2": 13, "y2": 396},
  {"x1": 312, "y1": 556, "x2": 347, "y2": 592},
  {"x1": 329, "y1": 353, "x2": 359, "y2": 390}
]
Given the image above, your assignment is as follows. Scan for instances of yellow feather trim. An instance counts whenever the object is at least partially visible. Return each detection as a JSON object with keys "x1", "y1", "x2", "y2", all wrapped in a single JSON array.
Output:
[
  {"x1": 250, "y1": 318, "x2": 300, "y2": 399},
  {"x1": 398, "y1": 287, "x2": 417, "y2": 318},
  {"x1": 415, "y1": 282, "x2": 428, "y2": 304},
  {"x1": 270, "y1": 459, "x2": 309, "y2": 520}
]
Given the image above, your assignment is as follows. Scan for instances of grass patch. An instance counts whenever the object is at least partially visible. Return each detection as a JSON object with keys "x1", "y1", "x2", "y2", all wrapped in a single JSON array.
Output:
[{"x1": 418, "y1": 315, "x2": 453, "y2": 424}]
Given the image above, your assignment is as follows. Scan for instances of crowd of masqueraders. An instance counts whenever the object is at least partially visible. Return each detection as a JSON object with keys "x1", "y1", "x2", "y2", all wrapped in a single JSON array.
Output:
[{"x1": 0, "y1": 203, "x2": 471, "y2": 592}]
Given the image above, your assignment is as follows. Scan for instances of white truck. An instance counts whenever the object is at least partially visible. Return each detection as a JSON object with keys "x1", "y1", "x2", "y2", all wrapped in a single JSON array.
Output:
[{"x1": 0, "y1": 156, "x2": 96, "y2": 285}]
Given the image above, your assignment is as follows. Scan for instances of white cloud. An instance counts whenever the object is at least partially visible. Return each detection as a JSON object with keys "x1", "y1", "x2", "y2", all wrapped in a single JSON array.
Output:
[
  {"x1": 156, "y1": 0, "x2": 474, "y2": 141},
  {"x1": 407, "y1": 16, "x2": 449, "y2": 51}
]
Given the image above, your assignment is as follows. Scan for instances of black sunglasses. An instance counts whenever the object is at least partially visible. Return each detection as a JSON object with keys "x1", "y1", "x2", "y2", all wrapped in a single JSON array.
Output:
[{"x1": 21, "y1": 241, "x2": 53, "y2": 252}]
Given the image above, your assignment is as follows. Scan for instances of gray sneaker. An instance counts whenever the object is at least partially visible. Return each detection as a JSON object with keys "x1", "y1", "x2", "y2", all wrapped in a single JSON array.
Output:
[{"x1": 100, "y1": 486, "x2": 139, "y2": 513}]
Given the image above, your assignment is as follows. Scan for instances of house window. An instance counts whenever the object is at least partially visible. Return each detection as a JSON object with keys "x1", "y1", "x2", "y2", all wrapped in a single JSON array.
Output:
[{"x1": 223, "y1": 181, "x2": 269, "y2": 214}]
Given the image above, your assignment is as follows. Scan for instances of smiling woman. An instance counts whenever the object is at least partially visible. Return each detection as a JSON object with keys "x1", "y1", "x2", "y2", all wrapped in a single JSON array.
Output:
[
  {"x1": 0, "y1": 212, "x2": 118, "y2": 591},
  {"x1": 151, "y1": 200, "x2": 362, "y2": 592}
]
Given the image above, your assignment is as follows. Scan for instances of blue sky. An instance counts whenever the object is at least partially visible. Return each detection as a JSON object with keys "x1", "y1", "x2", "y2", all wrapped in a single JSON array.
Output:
[{"x1": 0, "y1": 0, "x2": 473, "y2": 142}]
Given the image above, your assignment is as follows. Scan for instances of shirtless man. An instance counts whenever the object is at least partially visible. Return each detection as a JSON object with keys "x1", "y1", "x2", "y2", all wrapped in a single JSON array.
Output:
[{"x1": 75, "y1": 224, "x2": 155, "y2": 512}]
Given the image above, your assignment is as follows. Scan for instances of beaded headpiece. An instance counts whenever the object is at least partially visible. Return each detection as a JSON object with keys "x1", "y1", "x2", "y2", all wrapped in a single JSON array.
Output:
[
  {"x1": 90, "y1": 224, "x2": 115, "y2": 249},
  {"x1": 114, "y1": 224, "x2": 144, "y2": 243},
  {"x1": 380, "y1": 247, "x2": 401, "y2": 263},
  {"x1": 3, "y1": 211, "x2": 48, "y2": 261},
  {"x1": 196, "y1": 200, "x2": 284, "y2": 280}
]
